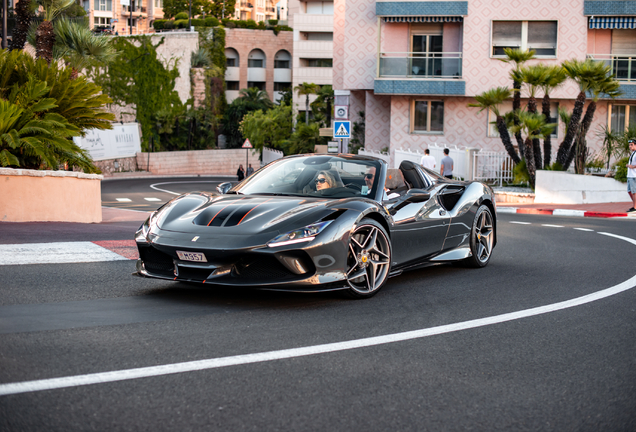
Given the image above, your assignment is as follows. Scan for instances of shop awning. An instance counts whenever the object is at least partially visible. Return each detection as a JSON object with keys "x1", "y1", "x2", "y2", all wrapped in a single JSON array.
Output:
[
  {"x1": 589, "y1": 16, "x2": 636, "y2": 29},
  {"x1": 383, "y1": 16, "x2": 463, "y2": 23}
]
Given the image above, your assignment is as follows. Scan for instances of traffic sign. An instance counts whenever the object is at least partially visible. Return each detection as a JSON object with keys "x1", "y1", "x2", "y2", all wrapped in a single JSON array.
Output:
[
  {"x1": 242, "y1": 139, "x2": 253, "y2": 148},
  {"x1": 333, "y1": 121, "x2": 351, "y2": 139}
]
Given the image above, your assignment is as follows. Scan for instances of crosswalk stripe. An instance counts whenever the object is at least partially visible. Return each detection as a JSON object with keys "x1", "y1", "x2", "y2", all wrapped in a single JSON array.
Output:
[{"x1": 0, "y1": 242, "x2": 136, "y2": 265}]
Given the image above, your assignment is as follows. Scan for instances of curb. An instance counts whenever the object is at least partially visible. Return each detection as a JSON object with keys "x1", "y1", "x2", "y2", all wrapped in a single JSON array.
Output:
[{"x1": 497, "y1": 207, "x2": 634, "y2": 218}]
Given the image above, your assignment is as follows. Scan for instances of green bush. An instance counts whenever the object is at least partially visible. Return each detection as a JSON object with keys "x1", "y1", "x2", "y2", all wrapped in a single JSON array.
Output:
[
  {"x1": 513, "y1": 159, "x2": 530, "y2": 186},
  {"x1": 190, "y1": 18, "x2": 204, "y2": 26},
  {"x1": 257, "y1": 21, "x2": 266, "y2": 30},
  {"x1": 204, "y1": 16, "x2": 219, "y2": 27},
  {"x1": 614, "y1": 157, "x2": 629, "y2": 182},
  {"x1": 175, "y1": 19, "x2": 189, "y2": 28},
  {"x1": 175, "y1": 12, "x2": 189, "y2": 20},
  {"x1": 245, "y1": 20, "x2": 257, "y2": 29},
  {"x1": 225, "y1": 21, "x2": 236, "y2": 28},
  {"x1": 268, "y1": 19, "x2": 278, "y2": 26},
  {"x1": 163, "y1": 20, "x2": 175, "y2": 29},
  {"x1": 153, "y1": 19, "x2": 167, "y2": 30}
]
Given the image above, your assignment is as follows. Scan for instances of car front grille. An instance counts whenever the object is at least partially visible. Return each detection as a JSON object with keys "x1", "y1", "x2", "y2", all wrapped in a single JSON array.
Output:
[
  {"x1": 139, "y1": 246, "x2": 174, "y2": 277},
  {"x1": 233, "y1": 256, "x2": 295, "y2": 281}
]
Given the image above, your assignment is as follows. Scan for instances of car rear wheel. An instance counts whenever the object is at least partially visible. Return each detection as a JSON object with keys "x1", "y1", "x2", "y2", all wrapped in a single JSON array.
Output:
[
  {"x1": 464, "y1": 204, "x2": 494, "y2": 268},
  {"x1": 344, "y1": 218, "x2": 391, "y2": 299}
]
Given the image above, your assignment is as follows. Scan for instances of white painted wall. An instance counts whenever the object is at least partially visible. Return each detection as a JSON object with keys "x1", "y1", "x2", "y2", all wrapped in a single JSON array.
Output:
[{"x1": 535, "y1": 171, "x2": 627, "y2": 204}]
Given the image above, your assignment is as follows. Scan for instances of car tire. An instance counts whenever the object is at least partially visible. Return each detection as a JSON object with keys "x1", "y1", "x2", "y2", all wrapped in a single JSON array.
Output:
[
  {"x1": 344, "y1": 218, "x2": 391, "y2": 299},
  {"x1": 464, "y1": 204, "x2": 495, "y2": 268}
]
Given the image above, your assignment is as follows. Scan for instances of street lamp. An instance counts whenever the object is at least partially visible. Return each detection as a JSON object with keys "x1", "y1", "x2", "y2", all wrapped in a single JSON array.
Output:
[
  {"x1": 188, "y1": 0, "x2": 191, "y2": 30},
  {"x1": 2, "y1": 0, "x2": 7, "y2": 49}
]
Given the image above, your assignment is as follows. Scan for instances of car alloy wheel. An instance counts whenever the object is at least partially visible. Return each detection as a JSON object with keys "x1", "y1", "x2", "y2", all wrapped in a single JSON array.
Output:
[
  {"x1": 345, "y1": 218, "x2": 391, "y2": 298},
  {"x1": 466, "y1": 205, "x2": 494, "y2": 267}
]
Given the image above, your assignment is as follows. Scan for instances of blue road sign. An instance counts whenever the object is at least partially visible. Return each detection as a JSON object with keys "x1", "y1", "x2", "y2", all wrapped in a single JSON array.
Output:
[{"x1": 333, "y1": 121, "x2": 351, "y2": 139}]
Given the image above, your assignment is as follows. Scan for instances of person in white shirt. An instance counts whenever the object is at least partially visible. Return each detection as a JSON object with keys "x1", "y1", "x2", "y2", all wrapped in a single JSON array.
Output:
[
  {"x1": 420, "y1": 149, "x2": 436, "y2": 170},
  {"x1": 626, "y1": 139, "x2": 636, "y2": 212}
]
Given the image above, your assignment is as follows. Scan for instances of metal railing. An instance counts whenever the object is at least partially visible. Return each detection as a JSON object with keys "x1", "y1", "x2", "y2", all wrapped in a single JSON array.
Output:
[
  {"x1": 379, "y1": 52, "x2": 462, "y2": 79},
  {"x1": 472, "y1": 151, "x2": 513, "y2": 186},
  {"x1": 587, "y1": 53, "x2": 636, "y2": 82}
]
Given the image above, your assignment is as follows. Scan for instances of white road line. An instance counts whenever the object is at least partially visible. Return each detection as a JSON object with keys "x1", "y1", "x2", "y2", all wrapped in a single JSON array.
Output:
[
  {"x1": 144, "y1": 198, "x2": 162, "y2": 202},
  {"x1": 574, "y1": 228, "x2": 594, "y2": 232},
  {"x1": 1, "y1": 232, "x2": 635, "y2": 397},
  {"x1": 150, "y1": 181, "x2": 218, "y2": 195},
  {"x1": 116, "y1": 198, "x2": 132, "y2": 202},
  {"x1": 0, "y1": 242, "x2": 129, "y2": 265},
  {"x1": 509, "y1": 221, "x2": 531, "y2": 225},
  {"x1": 541, "y1": 224, "x2": 564, "y2": 228}
]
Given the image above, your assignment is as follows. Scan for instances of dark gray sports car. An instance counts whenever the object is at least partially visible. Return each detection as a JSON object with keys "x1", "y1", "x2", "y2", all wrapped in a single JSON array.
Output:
[{"x1": 135, "y1": 154, "x2": 496, "y2": 298}]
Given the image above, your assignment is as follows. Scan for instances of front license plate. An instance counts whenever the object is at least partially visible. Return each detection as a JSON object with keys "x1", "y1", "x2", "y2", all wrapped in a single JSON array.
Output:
[{"x1": 176, "y1": 251, "x2": 207, "y2": 262}]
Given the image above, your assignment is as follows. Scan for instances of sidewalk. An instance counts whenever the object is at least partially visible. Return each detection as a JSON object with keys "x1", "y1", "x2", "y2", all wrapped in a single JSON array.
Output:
[{"x1": 496, "y1": 201, "x2": 636, "y2": 218}]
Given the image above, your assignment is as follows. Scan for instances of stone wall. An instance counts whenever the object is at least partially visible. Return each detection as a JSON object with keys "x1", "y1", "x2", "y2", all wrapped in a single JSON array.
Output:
[
  {"x1": 0, "y1": 168, "x2": 103, "y2": 223},
  {"x1": 135, "y1": 149, "x2": 261, "y2": 176},
  {"x1": 94, "y1": 157, "x2": 140, "y2": 176},
  {"x1": 191, "y1": 68, "x2": 207, "y2": 109}
]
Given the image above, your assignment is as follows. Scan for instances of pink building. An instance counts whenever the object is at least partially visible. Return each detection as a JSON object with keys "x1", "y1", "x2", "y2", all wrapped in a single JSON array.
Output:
[{"x1": 334, "y1": 0, "x2": 636, "y2": 164}]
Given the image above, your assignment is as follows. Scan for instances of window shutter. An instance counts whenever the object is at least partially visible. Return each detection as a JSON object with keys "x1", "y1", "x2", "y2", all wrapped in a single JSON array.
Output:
[
  {"x1": 528, "y1": 21, "x2": 557, "y2": 49},
  {"x1": 612, "y1": 29, "x2": 636, "y2": 54},
  {"x1": 492, "y1": 22, "x2": 522, "y2": 48}
]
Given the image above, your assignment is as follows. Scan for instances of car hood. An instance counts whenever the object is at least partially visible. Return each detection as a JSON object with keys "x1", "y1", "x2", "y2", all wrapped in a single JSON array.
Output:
[{"x1": 154, "y1": 193, "x2": 337, "y2": 239}]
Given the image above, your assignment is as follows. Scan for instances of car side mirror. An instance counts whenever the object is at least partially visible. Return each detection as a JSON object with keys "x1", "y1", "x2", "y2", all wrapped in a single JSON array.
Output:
[
  {"x1": 217, "y1": 182, "x2": 232, "y2": 194},
  {"x1": 389, "y1": 189, "x2": 430, "y2": 215}
]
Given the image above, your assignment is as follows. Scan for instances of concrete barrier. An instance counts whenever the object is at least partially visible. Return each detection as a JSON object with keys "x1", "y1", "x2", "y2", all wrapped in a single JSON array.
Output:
[
  {"x1": 135, "y1": 149, "x2": 261, "y2": 176},
  {"x1": 535, "y1": 170, "x2": 627, "y2": 204},
  {"x1": 0, "y1": 168, "x2": 103, "y2": 223}
]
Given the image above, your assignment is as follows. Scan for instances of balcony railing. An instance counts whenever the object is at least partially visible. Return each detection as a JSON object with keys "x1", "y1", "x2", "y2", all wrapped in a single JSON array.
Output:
[
  {"x1": 379, "y1": 52, "x2": 462, "y2": 79},
  {"x1": 587, "y1": 54, "x2": 636, "y2": 82}
]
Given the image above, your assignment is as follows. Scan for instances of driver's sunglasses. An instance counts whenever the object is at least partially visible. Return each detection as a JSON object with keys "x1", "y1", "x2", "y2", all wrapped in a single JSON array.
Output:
[
  {"x1": 315, "y1": 178, "x2": 327, "y2": 184},
  {"x1": 364, "y1": 174, "x2": 374, "y2": 179}
]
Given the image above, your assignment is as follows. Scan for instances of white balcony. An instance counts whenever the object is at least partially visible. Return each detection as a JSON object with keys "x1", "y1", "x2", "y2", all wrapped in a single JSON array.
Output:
[
  {"x1": 294, "y1": 67, "x2": 333, "y2": 83},
  {"x1": 293, "y1": 14, "x2": 333, "y2": 32},
  {"x1": 294, "y1": 41, "x2": 333, "y2": 58},
  {"x1": 274, "y1": 68, "x2": 292, "y2": 82},
  {"x1": 225, "y1": 67, "x2": 240, "y2": 81},
  {"x1": 93, "y1": 10, "x2": 114, "y2": 18},
  {"x1": 247, "y1": 68, "x2": 266, "y2": 82},
  {"x1": 226, "y1": 90, "x2": 240, "y2": 104}
]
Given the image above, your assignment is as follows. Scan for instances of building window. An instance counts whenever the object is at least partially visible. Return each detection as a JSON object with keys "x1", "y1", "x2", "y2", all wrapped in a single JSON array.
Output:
[
  {"x1": 411, "y1": 100, "x2": 444, "y2": 133},
  {"x1": 226, "y1": 81, "x2": 240, "y2": 91},
  {"x1": 610, "y1": 104, "x2": 636, "y2": 132},
  {"x1": 487, "y1": 102, "x2": 559, "y2": 138},
  {"x1": 274, "y1": 82, "x2": 291, "y2": 91},
  {"x1": 274, "y1": 60, "x2": 290, "y2": 68},
  {"x1": 306, "y1": 1, "x2": 334, "y2": 14},
  {"x1": 248, "y1": 59, "x2": 264, "y2": 68},
  {"x1": 248, "y1": 82, "x2": 266, "y2": 91},
  {"x1": 154, "y1": 0, "x2": 163, "y2": 7},
  {"x1": 226, "y1": 58, "x2": 236, "y2": 67},
  {"x1": 304, "y1": 58, "x2": 332, "y2": 67},
  {"x1": 492, "y1": 21, "x2": 557, "y2": 57}
]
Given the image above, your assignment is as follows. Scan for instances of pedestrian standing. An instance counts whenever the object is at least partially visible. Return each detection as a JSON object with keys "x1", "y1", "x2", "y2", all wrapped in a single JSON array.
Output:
[
  {"x1": 237, "y1": 164, "x2": 245, "y2": 181},
  {"x1": 246, "y1": 164, "x2": 254, "y2": 177},
  {"x1": 420, "y1": 149, "x2": 436, "y2": 170},
  {"x1": 440, "y1": 148, "x2": 454, "y2": 179},
  {"x1": 627, "y1": 139, "x2": 636, "y2": 212}
]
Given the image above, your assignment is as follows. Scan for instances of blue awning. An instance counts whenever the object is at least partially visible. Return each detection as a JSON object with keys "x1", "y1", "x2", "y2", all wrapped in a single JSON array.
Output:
[
  {"x1": 384, "y1": 16, "x2": 463, "y2": 23},
  {"x1": 589, "y1": 16, "x2": 636, "y2": 29}
]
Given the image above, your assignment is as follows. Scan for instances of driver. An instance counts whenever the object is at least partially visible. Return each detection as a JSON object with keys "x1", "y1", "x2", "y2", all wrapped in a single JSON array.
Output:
[
  {"x1": 315, "y1": 171, "x2": 337, "y2": 191},
  {"x1": 365, "y1": 167, "x2": 376, "y2": 189}
]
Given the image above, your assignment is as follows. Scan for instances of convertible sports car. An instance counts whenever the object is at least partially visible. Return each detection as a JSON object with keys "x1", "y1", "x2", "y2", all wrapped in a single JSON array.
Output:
[{"x1": 135, "y1": 154, "x2": 497, "y2": 298}]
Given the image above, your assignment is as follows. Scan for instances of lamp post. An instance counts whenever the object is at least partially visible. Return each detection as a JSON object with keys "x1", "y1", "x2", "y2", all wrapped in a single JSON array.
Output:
[
  {"x1": 188, "y1": 0, "x2": 191, "y2": 31},
  {"x1": 129, "y1": 0, "x2": 134, "y2": 35},
  {"x1": 1, "y1": 0, "x2": 7, "y2": 49}
]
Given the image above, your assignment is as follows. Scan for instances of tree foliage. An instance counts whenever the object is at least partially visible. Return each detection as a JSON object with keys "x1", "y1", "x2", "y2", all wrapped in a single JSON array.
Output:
[
  {"x1": 162, "y1": 0, "x2": 237, "y2": 19},
  {"x1": 240, "y1": 103, "x2": 293, "y2": 151},
  {"x1": 222, "y1": 88, "x2": 273, "y2": 148}
]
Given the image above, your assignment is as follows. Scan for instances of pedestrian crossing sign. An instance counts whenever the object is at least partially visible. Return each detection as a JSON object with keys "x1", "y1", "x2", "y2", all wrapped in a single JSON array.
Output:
[{"x1": 333, "y1": 121, "x2": 351, "y2": 139}]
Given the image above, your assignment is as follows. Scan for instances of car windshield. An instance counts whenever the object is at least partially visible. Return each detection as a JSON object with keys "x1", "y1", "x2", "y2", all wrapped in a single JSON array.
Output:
[{"x1": 235, "y1": 156, "x2": 382, "y2": 199}]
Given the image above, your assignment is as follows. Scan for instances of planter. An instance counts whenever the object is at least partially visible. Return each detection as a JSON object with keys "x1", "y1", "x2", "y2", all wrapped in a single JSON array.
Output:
[
  {"x1": 535, "y1": 170, "x2": 627, "y2": 204},
  {"x1": 0, "y1": 168, "x2": 103, "y2": 223}
]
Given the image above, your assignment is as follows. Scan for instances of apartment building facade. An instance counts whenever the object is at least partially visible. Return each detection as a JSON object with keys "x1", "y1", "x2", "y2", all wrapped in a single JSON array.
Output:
[
  {"x1": 288, "y1": 0, "x2": 334, "y2": 118},
  {"x1": 334, "y1": 0, "x2": 636, "y2": 160},
  {"x1": 234, "y1": 0, "x2": 279, "y2": 21},
  {"x1": 224, "y1": 28, "x2": 294, "y2": 103},
  {"x1": 83, "y1": 0, "x2": 164, "y2": 34}
]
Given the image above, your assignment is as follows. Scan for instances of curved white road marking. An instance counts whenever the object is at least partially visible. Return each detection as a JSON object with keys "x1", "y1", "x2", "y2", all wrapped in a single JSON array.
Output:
[
  {"x1": 150, "y1": 181, "x2": 218, "y2": 195},
  {"x1": 1, "y1": 232, "x2": 635, "y2": 397},
  {"x1": 541, "y1": 224, "x2": 564, "y2": 228},
  {"x1": 509, "y1": 221, "x2": 531, "y2": 225}
]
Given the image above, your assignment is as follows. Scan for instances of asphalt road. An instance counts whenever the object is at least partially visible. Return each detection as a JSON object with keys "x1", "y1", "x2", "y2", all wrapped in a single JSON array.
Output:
[{"x1": 0, "y1": 178, "x2": 635, "y2": 431}]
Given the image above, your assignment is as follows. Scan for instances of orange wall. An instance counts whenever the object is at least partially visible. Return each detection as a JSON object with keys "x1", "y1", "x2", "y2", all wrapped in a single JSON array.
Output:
[
  {"x1": 588, "y1": 29, "x2": 612, "y2": 54},
  {"x1": 0, "y1": 170, "x2": 102, "y2": 223}
]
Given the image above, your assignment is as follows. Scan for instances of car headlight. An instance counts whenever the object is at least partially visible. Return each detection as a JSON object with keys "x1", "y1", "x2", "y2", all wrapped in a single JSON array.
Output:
[{"x1": 267, "y1": 221, "x2": 333, "y2": 248}]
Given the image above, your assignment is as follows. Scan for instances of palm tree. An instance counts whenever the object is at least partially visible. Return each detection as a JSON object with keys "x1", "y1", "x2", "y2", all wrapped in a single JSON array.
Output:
[
  {"x1": 556, "y1": 59, "x2": 606, "y2": 167},
  {"x1": 539, "y1": 65, "x2": 567, "y2": 167},
  {"x1": 468, "y1": 87, "x2": 520, "y2": 164},
  {"x1": 499, "y1": 48, "x2": 536, "y2": 158},
  {"x1": 35, "y1": 0, "x2": 75, "y2": 64},
  {"x1": 310, "y1": 85, "x2": 334, "y2": 127},
  {"x1": 518, "y1": 64, "x2": 549, "y2": 169},
  {"x1": 565, "y1": 67, "x2": 621, "y2": 172},
  {"x1": 294, "y1": 82, "x2": 319, "y2": 124},
  {"x1": 510, "y1": 111, "x2": 556, "y2": 189},
  {"x1": 239, "y1": 87, "x2": 273, "y2": 108},
  {"x1": 28, "y1": 16, "x2": 119, "y2": 78},
  {"x1": 10, "y1": 0, "x2": 35, "y2": 50}
]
